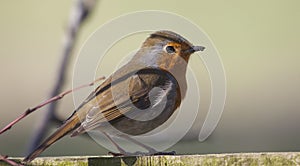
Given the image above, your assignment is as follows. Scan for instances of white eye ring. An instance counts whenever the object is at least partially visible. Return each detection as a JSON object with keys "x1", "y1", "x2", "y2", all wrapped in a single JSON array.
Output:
[{"x1": 164, "y1": 45, "x2": 176, "y2": 54}]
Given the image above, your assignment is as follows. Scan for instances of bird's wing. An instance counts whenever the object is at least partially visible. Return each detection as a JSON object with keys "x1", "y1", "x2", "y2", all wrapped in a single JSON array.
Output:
[{"x1": 70, "y1": 68, "x2": 175, "y2": 136}]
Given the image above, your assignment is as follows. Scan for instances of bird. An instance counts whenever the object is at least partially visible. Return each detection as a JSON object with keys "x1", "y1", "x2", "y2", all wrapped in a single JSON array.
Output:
[{"x1": 23, "y1": 30, "x2": 205, "y2": 162}]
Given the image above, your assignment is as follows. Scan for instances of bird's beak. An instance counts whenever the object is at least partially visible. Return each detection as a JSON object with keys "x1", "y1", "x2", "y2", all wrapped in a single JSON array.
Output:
[
  {"x1": 193, "y1": 46, "x2": 205, "y2": 52},
  {"x1": 185, "y1": 46, "x2": 205, "y2": 54}
]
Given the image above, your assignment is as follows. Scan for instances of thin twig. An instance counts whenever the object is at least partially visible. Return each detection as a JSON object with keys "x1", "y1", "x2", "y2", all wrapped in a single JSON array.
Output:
[
  {"x1": 0, "y1": 76, "x2": 104, "y2": 135},
  {"x1": 27, "y1": 0, "x2": 97, "y2": 154},
  {"x1": 0, "y1": 155, "x2": 23, "y2": 166}
]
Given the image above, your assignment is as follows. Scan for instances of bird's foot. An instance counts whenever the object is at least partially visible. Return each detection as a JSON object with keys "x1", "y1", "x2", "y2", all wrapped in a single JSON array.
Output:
[
  {"x1": 108, "y1": 150, "x2": 176, "y2": 156},
  {"x1": 108, "y1": 151, "x2": 124, "y2": 157},
  {"x1": 108, "y1": 151, "x2": 148, "y2": 156},
  {"x1": 154, "y1": 151, "x2": 176, "y2": 155}
]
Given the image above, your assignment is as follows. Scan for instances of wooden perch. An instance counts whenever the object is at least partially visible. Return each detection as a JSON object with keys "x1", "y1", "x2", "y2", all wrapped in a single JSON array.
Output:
[{"x1": 1, "y1": 152, "x2": 300, "y2": 166}]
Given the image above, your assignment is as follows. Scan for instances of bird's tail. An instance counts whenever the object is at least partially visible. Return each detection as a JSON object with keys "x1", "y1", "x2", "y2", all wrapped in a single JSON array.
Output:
[{"x1": 23, "y1": 115, "x2": 80, "y2": 162}]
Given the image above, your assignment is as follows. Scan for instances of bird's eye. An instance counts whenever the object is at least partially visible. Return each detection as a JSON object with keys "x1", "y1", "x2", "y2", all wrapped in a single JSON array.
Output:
[{"x1": 165, "y1": 45, "x2": 176, "y2": 54}]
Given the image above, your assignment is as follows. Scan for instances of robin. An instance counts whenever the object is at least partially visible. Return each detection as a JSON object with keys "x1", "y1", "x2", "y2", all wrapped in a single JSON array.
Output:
[{"x1": 24, "y1": 30, "x2": 205, "y2": 162}]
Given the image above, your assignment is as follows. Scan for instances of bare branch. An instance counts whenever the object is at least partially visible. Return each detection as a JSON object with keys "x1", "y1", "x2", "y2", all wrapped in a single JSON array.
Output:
[
  {"x1": 0, "y1": 76, "x2": 104, "y2": 135},
  {"x1": 0, "y1": 155, "x2": 23, "y2": 166},
  {"x1": 27, "y1": 0, "x2": 97, "y2": 154}
]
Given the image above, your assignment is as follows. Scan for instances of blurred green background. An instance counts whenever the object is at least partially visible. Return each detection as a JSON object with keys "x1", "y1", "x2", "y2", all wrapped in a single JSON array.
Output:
[{"x1": 0, "y1": 0, "x2": 300, "y2": 157}]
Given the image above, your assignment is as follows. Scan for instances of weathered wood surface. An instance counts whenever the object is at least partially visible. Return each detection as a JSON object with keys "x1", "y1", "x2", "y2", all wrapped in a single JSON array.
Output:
[{"x1": 1, "y1": 152, "x2": 300, "y2": 166}]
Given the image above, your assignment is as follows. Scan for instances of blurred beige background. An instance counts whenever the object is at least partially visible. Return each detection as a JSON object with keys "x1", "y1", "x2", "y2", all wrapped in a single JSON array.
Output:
[{"x1": 0, "y1": 0, "x2": 300, "y2": 157}]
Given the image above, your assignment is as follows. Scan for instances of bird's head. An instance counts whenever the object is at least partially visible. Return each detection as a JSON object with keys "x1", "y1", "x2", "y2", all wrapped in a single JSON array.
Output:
[{"x1": 135, "y1": 30, "x2": 205, "y2": 71}]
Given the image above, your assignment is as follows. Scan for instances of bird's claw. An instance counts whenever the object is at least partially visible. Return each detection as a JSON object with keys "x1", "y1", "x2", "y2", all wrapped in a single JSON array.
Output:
[
  {"x1": 108, "y1": 151, "x2": 124, "y2": 156},
  {"x1": 108, "y1": 150, "x2": 176, "y2": 157},
  {"x1": 153, "y1": 151, "x2": 176, "y2": 155}
]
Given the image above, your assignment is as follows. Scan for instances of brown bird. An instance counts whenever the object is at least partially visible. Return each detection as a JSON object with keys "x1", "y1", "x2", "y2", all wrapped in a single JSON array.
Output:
[{"x1": 24, "y1": 30, "x2": 205, "y2": 162}]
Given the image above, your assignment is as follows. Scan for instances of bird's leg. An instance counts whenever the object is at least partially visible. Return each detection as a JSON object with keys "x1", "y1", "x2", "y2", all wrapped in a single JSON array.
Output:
[
  {"x1": 121, "y1": 134, "x2": 157, "y2": 154},
  {"x1": 102, "y1": 132, "x2": 127, "y2": 156},
  {"x1": 121, "y1": 134, "x2": 176, "y2": 155},
  {"x1": 103, "y1": 132, "x2": 159, "y2": 156}
]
